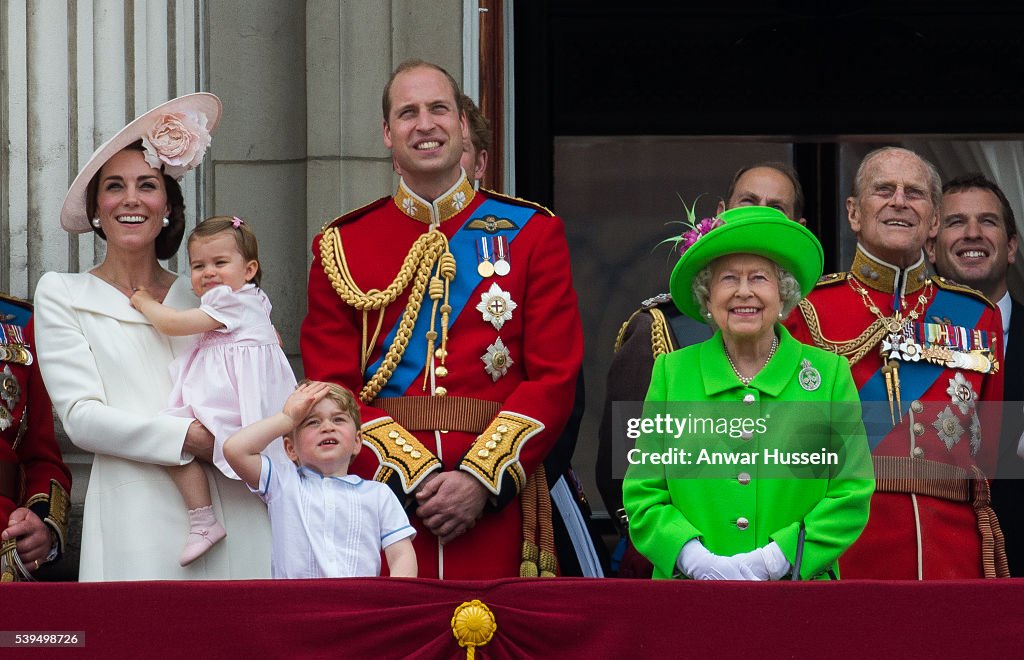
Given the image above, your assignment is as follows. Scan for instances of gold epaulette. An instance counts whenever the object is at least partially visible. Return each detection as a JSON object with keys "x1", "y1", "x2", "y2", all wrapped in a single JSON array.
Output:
[
  {"x1": 613, "y1": 297, "x2": 675, "y2": 358},
  {"x1": 361, "y1": 418, "x2": 442, "y2": 493},
  {"x1": 460, "y1": 412, "x2": 542, "y2": 496},
  {"x1": 613, "y1": 310, "x2": 643, "y2": 353},
  {"x1": 812, "y1": 271, "x2": 848, "y2": 289},
  {"x1": 319, "y1": 196, "x2": 391, "y2": 233},
  {"x1": 932, "y1": 276, "x2": 997, "y2": 308},
  {"x1": 0, "y1": 293, "x2": 32, "y2": 311},
  {"x1": 480, "y1": 189, "x2": 554, "y2": 217}
]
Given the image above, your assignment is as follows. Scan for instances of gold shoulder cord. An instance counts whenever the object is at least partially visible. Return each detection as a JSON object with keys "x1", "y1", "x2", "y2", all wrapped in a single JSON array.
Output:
[
  {"x1": 319, "y1": 226, "x2": 455, "y2": 403},
  {"x1": 797, "y1": 298, "x2": 888, "y2": 365},
  {"x1": 647, "y1": 308, "x2": 675, "y2": 357},
  {"x1": 613, "y1": 308, "x2": 675, "y2": 358},
  {"x1": 612, "y1": 312, "x2": 638, "y2": 353}
]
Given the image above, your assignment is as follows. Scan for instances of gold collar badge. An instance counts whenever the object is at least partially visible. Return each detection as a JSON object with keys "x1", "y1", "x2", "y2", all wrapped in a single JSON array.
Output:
[{"x1": 394, "y1": 175, "x2": 476, "y2": 225}]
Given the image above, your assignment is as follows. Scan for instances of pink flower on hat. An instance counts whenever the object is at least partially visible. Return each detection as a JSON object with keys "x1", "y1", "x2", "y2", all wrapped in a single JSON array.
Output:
[
  {"x1": 677, "y1": 217, "x2": 723, "y2": 256},
  {"x1": 142, "y1": 111, "x2": 212, "y2": 180}
]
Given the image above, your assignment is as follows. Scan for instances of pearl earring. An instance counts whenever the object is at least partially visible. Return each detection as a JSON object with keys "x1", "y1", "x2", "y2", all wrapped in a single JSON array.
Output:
[
  {"x1": 161, "y1": 217, "x2": 170, "y2": 228},
  {"x1": 778, "y1": 311, "x2": 784, "y2": 319},
  {"x1": 91, "y1": 218, "x2": 101, "y2": 228},
  {"x1": 705, "y1": 312, "x2": 712, "y2": 319}
]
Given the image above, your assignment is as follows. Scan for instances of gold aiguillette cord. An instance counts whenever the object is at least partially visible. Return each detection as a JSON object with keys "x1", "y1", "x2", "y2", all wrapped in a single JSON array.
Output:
[{"x1": 881, "y1": 359, "x2": 902, "y2": 424}]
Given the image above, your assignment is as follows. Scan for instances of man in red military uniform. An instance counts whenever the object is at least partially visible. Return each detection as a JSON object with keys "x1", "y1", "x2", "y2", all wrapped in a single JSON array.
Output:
[
  {"x1": 785, "y1": 147, "x2": 1007, "y2": 578},
  {"x1": 301, "y1": 60, "x2": 583, "y2": 579},
  {"x1": 1, "y1": 293, "x2": 72, "y2": 581}
]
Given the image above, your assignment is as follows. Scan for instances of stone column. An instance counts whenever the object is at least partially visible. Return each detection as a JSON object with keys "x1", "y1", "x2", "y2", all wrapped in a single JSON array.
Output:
[
  {"x1": 305, "y1": 0, "x2": 465, "y2": 258},
  {"x1": 1, "y1": 0, "x2": 207, "y2": 579}
]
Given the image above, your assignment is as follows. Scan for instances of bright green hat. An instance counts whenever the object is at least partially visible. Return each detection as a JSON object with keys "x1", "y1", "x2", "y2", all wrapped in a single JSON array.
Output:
[{"x1": 668, "y1": 206, "x2": 824, "y2": 322}]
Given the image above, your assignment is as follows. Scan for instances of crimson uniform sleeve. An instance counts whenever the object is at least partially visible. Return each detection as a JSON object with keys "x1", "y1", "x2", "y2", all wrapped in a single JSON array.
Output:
[
  {"x1": 976, "y1": 304, "x2": 1005, "y2": 476},
  {"x1": 17, "y1": 319, "x2": 72, "y2": 556}
]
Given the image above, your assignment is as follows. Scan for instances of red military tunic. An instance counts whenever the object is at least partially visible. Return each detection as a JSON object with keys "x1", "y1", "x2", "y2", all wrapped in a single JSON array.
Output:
[
  {"x1": 301, "y1": 174, "x2": 583, "y2": 579},
  {"x1": 785, "y1": 246, "x2": 1006, "y2": 579},
  {"x1": 0, "y1": 294, "x2": 72, "y2": 580}
]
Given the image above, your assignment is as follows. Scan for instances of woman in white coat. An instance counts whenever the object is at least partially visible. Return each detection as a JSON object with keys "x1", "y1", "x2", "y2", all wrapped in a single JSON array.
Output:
[{"x1": 34, "y1": 94, "x2": 272, "y2": 580}]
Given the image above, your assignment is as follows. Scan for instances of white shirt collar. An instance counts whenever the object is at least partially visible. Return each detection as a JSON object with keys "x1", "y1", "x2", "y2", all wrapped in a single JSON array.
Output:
[{"x1": 997, "y1": 292, "x2": 1012, "y2": 355}]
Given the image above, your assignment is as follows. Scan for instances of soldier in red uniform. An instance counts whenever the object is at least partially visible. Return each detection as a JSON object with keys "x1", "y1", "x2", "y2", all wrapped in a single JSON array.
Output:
[
  {"x1": 784, "y1": 147, "x2": 1007, "y2": 578},
  {"x1": 300, "y1": 60, "x2": 583, "y2": 579},
  {"x1": 0, "y1": 293, "x2": 72, "y2": 581}
]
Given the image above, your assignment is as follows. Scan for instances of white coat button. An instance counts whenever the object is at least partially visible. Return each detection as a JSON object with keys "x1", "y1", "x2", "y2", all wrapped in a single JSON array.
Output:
[
  {"x1": 738, "y1": 472, "x2": 751, "y2": 485},
  {"x1": 736, "y1": 517, "x2": 749, "y2": 530},
  {"x1": 743, "y1": 394, "x2": 755, "y2": 405}
]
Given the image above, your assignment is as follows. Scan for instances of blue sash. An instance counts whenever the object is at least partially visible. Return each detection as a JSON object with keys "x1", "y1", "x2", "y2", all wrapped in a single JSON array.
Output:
[
  {"x1": 860, "y1": 285, "x2": 987, "y2": 449},
  {"x1": 366, "y1": 198, "x2": 537, "y2": 398}
]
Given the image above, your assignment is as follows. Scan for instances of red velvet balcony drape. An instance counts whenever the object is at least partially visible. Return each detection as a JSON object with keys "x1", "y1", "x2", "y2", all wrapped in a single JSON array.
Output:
[{"x1": 5, "y1": 577, "x2": 1023, "y2": 658}]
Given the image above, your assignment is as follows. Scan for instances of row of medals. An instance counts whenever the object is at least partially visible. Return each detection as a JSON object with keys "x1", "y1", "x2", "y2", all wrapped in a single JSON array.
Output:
[
  {"x1": 0, "y1": 351, "x2": 28, "y2": 431},
  {"x1": 476, "y1": 236, "x2": 510, "y2": 278}
]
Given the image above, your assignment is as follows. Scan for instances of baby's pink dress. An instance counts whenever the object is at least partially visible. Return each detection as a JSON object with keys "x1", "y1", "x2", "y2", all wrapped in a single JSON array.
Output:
[{"x1": 166, "y1": 283, "x2": 295, "y2": 478}]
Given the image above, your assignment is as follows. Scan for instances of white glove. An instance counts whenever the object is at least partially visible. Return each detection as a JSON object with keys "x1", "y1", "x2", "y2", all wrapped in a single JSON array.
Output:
[
  {"x1": 732, "y1": 541, "x2": 791, "y2": 581},
  {"x1": 676, "y1": 538, "x2": 757, "y2": 580}
]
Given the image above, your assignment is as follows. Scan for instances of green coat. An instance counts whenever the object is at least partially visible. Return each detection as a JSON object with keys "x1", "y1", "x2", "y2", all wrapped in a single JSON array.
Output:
[{"x1": 623, "y1": 325, "x2": 874, "y2": 580}]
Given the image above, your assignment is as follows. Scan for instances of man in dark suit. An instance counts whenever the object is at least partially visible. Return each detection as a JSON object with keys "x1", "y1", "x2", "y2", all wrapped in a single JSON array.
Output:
[{"x1": 929, "y1": 172, "x2": 1023, "y2": 575}]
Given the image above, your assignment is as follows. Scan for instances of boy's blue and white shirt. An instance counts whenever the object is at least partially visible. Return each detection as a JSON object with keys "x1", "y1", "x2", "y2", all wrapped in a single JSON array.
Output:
[{"x1": 254, "y1": 456, "x2": 415, "y2": 578}]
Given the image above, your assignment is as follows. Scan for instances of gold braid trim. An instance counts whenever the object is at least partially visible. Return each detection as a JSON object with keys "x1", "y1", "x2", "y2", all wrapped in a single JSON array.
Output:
[
  {"x1": 613, "y1": 307, "x2": 675, "y2": 357},
  {"x1": 519, "y1": 465, "x2": 558, "y2": 578},
  {"x1": 361, "y1": 418, "x2": 441, "y2": 493},
  {"x1": 970, "y1": 466, "x2": 1010, "y2": 578},
  {"x1": 319, "y1": 226, "x2": 454, "y2": 403},
  {"x1": 460, "y1": 412, "x2": 543, "y2": 496},
  {"x1": 612, "y1": 312, "x2": 637, "y2": 353},
  {"x1": 647, "y1": 307, "x2": 675, "y2": 357},
  {"x1": 797, "y1": 298, "x2": 888, "y2": 365}
]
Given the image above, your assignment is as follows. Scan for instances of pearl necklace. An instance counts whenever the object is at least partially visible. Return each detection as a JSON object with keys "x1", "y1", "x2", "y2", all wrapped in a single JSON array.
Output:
[{"x1": 724, "y1": 334, "x2": 779, "y2": 386}]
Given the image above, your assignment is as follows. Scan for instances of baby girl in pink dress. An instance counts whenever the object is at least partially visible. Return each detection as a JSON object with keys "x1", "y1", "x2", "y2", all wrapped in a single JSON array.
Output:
[{"x1": 132, "y1": 216, "x2": 295, "y2": 565}]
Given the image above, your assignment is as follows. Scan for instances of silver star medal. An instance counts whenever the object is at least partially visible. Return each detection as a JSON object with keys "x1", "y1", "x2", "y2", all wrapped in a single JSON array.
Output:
[
  {"x1": 0, "y1": 365, "x2": 18, "y2": 431},
  {"x1": 798, "y1": 359, "x2": 821, "y2": 391},
  {"x1": 932, "y1": 405, "x2": 965, "y2": 451},
  {"x1": 476, "y1": 283, "x2": 517, "y2": 330},
  {"x1": 945, "y1": 372, "x2": 976, "y2": 415},
  {"x1": 1, "y1": 364, "x2": 19, "y2": 408},
  {"x1": 969, "y1": 411, "x2": 982, "y2": 455},
  {"x1": 481, "y1": 337, "x2": 513, "y2": 381}
]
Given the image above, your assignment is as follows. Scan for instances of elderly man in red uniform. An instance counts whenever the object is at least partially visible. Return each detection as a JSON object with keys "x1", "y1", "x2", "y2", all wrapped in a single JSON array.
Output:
[
  {"x1": 785, "y1": 147, "x2": 1007, "y2": 578},
  {"x1": 301, "y1": 60, "x2": 583, "y2": 579},
  {"x1": 1, "y1": 293, "x2": 72, "y2": 581}
]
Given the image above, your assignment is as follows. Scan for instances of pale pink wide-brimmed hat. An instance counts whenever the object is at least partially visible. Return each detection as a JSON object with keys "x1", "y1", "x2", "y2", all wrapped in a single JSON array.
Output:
[{"x1": 60, "y1": 92, "x2": 222, "y2": 233}]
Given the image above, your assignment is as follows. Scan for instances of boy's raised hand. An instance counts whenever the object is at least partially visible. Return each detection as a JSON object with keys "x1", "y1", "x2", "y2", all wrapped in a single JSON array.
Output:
[{"x1": 283, "y1": 381, "x2": 331, "y2": 426}]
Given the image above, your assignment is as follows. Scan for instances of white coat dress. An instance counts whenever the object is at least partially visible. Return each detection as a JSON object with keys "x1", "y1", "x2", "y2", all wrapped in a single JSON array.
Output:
[{"x1": 34, "y1": 272, "x2": 272, "y2": 581}]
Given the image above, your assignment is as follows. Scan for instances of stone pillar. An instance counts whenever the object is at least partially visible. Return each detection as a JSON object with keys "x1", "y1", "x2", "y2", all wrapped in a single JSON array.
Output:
[
  {"x1": 305, "y1": 0, "x2": 465, "y2": 258},
  {"x1": 2, "y1": 0, "x2": 207, "y2": 580},
  {"x1": 206, "y1": 0, "x2": 308, "y2": 369}
]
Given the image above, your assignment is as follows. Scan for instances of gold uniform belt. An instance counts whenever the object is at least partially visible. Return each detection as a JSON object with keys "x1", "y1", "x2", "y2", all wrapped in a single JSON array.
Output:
[
  {"x1": 373, "y1": 396, "x2": 501, "y2": 434},
  {"x1": 872, "y1": 456, "x2": 971, "y2": 502}
]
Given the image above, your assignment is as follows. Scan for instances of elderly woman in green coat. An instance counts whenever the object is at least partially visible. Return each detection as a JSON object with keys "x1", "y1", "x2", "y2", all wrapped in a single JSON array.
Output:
[{"x1": 623, "y1": 206, "x2": 873, "y2": 580}]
